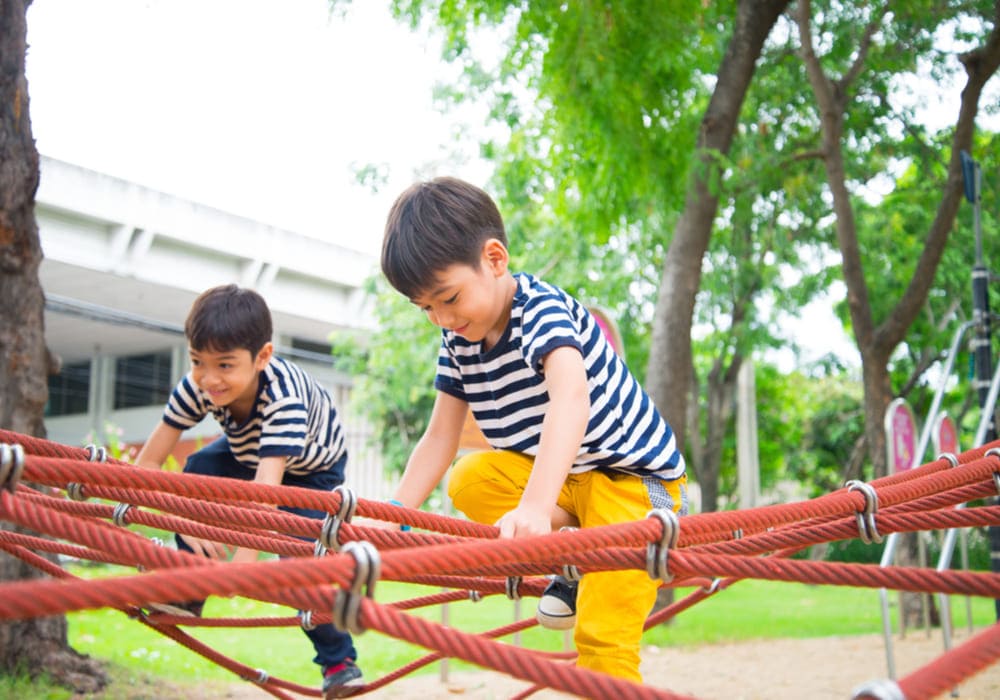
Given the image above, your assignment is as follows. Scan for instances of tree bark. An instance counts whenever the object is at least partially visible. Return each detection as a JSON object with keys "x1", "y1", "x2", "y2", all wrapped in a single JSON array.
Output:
[
  {"x1": 0, "y1": 0, "x2": 106, "y2": 690},
  {"x1": 646, "y1": 0, "x2": 791, "y2": 450}
]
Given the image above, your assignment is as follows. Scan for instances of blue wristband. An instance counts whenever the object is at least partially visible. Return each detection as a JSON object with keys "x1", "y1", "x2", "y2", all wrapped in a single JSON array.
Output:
[{"x1": 388, "y1": 499, "x2": 411, "y2": 531}]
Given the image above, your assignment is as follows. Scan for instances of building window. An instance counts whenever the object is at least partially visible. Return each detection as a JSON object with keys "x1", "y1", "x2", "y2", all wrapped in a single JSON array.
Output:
[
  {"x1": 289, "y1": 337, "x2": 334, "y2": 365},
  {"x1": 114, "y1": 352, "x2": 173, "y2": 409},
  {"x1": 46, "y1": 360, "x2": 92, "y2": 416}
]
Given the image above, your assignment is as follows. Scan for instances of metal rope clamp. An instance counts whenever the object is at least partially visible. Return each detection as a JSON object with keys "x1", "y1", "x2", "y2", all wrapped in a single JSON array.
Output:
[
  {"x1": 299, "y1": 610, "x2": 317, "y2": 631},
  {"x1": 505, "y1": 575, "x2": 522, "y2": 601},
  {"x1": 846, "y1": 480, "x2": 883, "y2": 544},
  {"x1": 66, "y1": 482, "x2": 87, "y2": 501},
  {"x1": 936, "y1": 452, "x2": 959, "y2": 468},
  {"x1": 85, "y1": 444, "x2": 108, "y2": 463},
  {"x1": 984, "y1": 447, "x2": 1000, "y2": 495},
  {"x1": 332, "y1": 540, "x2": 380, "y2": 635},
  {"x1": 0, "y1": 443, "x2": 26, "y2": 494},
  {"x1": 645, "y1": 508, "x2": 680, "y2": 582},
  {"x1": 112, "y1": 502, "x2": 133, "y2": 527},
  {"x1": 243, "y1": 668, "x2": 269, "y2": 686},
  {"x1": 319, "y1": 485, "x2": 358, "y2": 553},
  {"x1": 0, "y1": 444, "x2": 26, "y2": 494},
  {"x1": 850, "y1": 678, "x2": 904, "y2": 700}
]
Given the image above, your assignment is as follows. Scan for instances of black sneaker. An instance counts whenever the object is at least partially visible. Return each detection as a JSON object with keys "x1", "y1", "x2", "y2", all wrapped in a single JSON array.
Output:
[
  {"x1": 322, "y1": 658, "x2": 363, "y2": 698},
  {"x1": 536, "y1": 575, "x2": 577, "y2": 630},
  {"x1": 147, "y1": 600, "x2": 204, "y2": 618}
]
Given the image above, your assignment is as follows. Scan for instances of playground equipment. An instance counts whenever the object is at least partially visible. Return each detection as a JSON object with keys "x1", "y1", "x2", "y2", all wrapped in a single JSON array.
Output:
[
  {"x1": 871, "y1": 149, "x2": 1000, "y2": 680},
  {"x1": 963, "y1": 149, "x2": 1000, "y2": 614},
  {"x1": 1, "y1": 429, "x2": 1000, "y2": 699}
]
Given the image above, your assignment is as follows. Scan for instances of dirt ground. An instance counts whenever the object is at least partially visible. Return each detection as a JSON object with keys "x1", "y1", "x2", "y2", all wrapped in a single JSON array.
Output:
[{"x1": 145, "y1": 629, "x2": 999, "y2": 700}]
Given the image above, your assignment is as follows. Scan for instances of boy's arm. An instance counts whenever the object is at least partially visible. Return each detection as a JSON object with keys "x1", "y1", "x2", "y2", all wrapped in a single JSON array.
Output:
[
  {"x1": 391, "y1": 390, "x2": 467, "y2": 509},
  {"x1": 134, "y1": 421, "x2": 229, "y2": 559},
  {"x1": 133, "y1": 421, "x2": 182, "y2": 470},
  {"x1": 497, "y1": 346, "x2": 589, "y2": 539},
  {"x1": 230, "y1": 455, "x2": 287, "y2": 564}
]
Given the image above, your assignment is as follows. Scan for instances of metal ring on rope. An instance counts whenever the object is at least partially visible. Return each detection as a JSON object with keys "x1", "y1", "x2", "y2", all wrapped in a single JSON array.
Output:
[
  {"x1": 314, "y1": 539, "x2": 328, "y2": 557},
  {"x1": 85, "y1": 444, "x2": 108, "y2": 462},
  {"x1": 332, "y1": 540, "x2": 380, "y2": 635},
  {"x1": 334, "y1": 485, "x2": 358, "y2": 522},
  {"x1": 300, "y1": 610, "x2": 317, "y2": 631},
  {"x1": 66, "y1": 482, "x2": 87, "y2": 501},
  {"x1": 850, "y1": 678, "x2": 905, "y2": 700},
  {"x1": 468, "y1": 590, "x2": 483, "y2": 603},
  {"x1": 558, "y1": 526, "x2": 582, "y2": 582},
  {"x1": 319, "y1": 515, "x2": 340, "y2": 552},
  {"x1": 846, "y1": 480, "x2": 883, "y2": 544},
  {"x1": 936, "y1": 452, "x2": 959, "y2": 467},
  {"x1": 505, "y1": 576, "x2": 522, "y2": 601},
  {"x1": 246, "y1": 669, "x2": 270, "y2": 685},
  {"x1": 645, "y1": 508, "x2": 680, "y2": 582},
  {"x1": 319, "y1": 485, "x2": 358, "y2": 553},
  {"x1": 0, "y1": 444, "x2": 26, "y2": 494},
  {"x1": 985, "y1": 447, "x2": 1000, "y2": 495},
  {"x1": 112, "y1": 502, "x2": 133, "y2": 527}
]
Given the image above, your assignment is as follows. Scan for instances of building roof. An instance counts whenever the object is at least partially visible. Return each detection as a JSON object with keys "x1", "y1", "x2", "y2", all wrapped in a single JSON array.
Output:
[{"x1": 37, "y1": 156, "x2": 377, "y2": 363}]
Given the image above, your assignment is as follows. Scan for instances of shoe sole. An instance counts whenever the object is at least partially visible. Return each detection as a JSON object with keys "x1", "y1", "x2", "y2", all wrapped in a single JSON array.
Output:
[
  {"x1": 324, "y1": 678, "x2": 363, "y2": 699},
  {"x1": 535, "y1": 609, "x2": 576, "y2": 630}
]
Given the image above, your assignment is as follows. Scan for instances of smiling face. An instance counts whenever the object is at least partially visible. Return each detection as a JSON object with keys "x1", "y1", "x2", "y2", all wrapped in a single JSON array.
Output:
[
  {"x1": 409, "y1": 239, "x2": 516, "y2": 350},
  {"x1": 189, "y1": 343, "x2": 272, "y2": 420}
]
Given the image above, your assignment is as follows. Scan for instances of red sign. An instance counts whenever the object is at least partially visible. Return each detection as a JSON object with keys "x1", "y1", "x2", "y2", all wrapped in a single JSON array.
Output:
[
  {"x1": 885, "y1": 399, "x2": 918, "y2": 473},
  {"x1": 933, "y1": 413, "x2": 959, "y2": 455}
]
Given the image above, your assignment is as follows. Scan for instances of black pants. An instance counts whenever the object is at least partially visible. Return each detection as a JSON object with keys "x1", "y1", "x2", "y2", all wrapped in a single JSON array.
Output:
[{"x1": 178, "y1": 437, "x2": 357, "y2": 668}]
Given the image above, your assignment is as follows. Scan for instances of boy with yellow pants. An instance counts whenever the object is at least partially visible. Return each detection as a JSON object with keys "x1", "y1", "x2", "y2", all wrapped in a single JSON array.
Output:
[{"x1": 380, "y1": 177, "x2": 688, "y2": 682}]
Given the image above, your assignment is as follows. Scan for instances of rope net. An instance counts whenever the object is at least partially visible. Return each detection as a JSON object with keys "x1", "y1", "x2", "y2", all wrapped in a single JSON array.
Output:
[{"x1": 1, "y1": 428, "x2": 999, "y2": 699}]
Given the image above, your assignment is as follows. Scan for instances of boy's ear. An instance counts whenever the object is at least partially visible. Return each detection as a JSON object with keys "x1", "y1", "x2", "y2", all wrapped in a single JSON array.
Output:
[
  {"x1": 254, "y1": 342, "x2": 274, "y2": 370},
  {"x1": 482, "y1": 238, "x2": 509, "y2": 277}
]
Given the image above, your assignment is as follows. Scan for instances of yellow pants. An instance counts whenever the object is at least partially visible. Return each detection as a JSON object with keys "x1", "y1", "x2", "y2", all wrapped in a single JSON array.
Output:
[{"x1": 447, "y1": 450, "x2": 688, "y2": 682}]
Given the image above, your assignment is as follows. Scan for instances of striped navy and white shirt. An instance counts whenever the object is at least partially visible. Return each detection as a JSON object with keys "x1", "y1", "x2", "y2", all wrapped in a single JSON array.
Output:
[
  {"x1": 434, "y1": 272, "x2": 685, "y2": 480},
  {"x1": 163, "y1": 356, "x2": 347, "y2": 475}
]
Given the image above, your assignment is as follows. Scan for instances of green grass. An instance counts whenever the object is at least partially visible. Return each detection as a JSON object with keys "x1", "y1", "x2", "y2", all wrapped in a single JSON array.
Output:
[
  {"x1": 8, "y1": 560, "x2": 997, "y2": 698},
  {"x1": 60, "y1": 567, "x2": 999, "y2": 687}
]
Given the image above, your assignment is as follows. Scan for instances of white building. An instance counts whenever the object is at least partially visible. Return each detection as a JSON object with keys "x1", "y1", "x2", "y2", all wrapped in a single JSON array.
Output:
[{"x1": 37, "y1": 156, "x2": 389, "y2": 497}]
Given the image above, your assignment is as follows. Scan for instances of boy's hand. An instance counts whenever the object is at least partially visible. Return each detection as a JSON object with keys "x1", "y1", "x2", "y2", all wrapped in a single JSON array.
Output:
[
  {"x1": 496, "y1": 506, "x2": 551, "y2": 539},
  {"x1": 178, "y1": 533, "x2": 230, "y2": 560},
  {"x1": 230, "y1": 547, "x2": 259, "y2": 564}
]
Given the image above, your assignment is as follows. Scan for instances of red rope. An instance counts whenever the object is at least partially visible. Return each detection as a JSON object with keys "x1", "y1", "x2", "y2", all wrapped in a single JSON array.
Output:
[{"x1": 2, "y1": 428, "x2": 1000, "y2": 697}]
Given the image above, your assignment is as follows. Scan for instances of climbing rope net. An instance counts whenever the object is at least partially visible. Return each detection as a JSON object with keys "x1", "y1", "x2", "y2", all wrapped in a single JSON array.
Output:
[{"x1": 1, "y1": 428, "x2": 1000, "y2": 700}]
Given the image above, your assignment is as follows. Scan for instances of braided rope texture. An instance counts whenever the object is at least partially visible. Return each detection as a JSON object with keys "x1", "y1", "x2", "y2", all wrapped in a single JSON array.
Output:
[{"x1": 1, "y1": 429, "x2": 999, "y2": 698}]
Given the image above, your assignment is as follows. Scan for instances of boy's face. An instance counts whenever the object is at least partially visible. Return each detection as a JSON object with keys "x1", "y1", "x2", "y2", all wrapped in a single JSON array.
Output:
[
  {"x1": 409, "y1": 239, "x2": 514, "y2": 347},
  {"x1": 189, "y1": 343, "x2": 272, "y2": 412}
]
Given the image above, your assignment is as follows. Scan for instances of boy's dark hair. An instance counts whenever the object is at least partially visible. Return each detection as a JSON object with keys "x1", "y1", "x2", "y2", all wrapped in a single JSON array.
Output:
[
  {"x1": 381, "y1": 177, "x2": 507, "y2": 299},
  {"x1": 185, "y1": 284, "x2": 273, "y2": 356}
]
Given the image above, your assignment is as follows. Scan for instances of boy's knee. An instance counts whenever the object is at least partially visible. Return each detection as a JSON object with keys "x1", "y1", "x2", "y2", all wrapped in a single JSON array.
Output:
[
  {"x1": 183, "y1": 449, "x2": 214, "y2": 475},
  {"x1": 446, "y1": 452, "x2": 488, "y2": 508}
]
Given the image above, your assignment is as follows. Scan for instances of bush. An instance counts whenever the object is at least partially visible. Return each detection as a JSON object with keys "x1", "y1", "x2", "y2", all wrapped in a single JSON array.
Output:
[{"x1": 823, "y1": 526, "x2": 993, "y2": 571}]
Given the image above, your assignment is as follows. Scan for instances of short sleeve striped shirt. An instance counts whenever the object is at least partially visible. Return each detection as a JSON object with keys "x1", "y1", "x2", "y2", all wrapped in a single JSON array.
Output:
[
  {"x1": 434, "y1": 272, "x2": 685, "y2": 480},
  {"x1": 163, "y1": 356, "x2": 347, "y2": 475}
]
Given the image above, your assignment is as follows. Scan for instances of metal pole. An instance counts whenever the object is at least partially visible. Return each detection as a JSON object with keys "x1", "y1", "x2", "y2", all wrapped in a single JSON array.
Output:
[{"x1": 961, "y1": 149, "x2": 1000, "y2": 620}]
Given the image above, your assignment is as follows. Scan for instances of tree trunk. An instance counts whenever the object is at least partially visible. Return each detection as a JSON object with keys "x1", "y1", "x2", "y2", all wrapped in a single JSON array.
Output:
[
  {"x1": 0, "y1": 0, "x2": 106, "y2": 691},
  {"x1": 646, "y1": 0, "x2": 790, "y2": 447}
]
